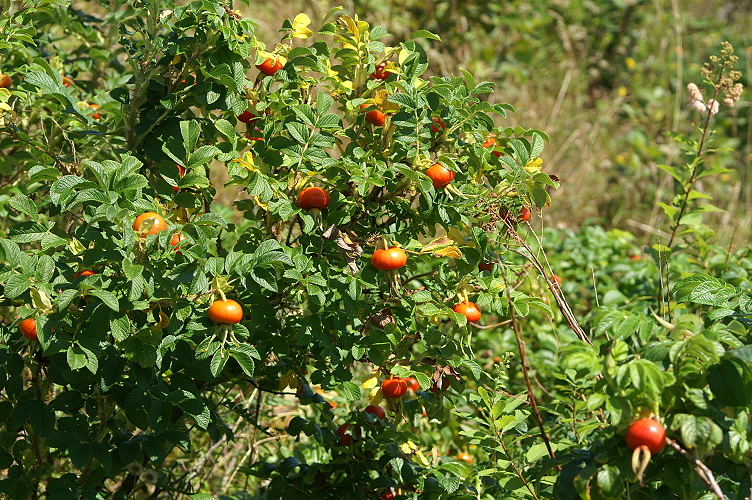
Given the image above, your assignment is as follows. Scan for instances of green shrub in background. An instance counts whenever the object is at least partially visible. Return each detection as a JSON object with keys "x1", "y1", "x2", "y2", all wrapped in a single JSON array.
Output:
[{"x1": 1, "y1": 1, "x2": 752, "y2": 500}]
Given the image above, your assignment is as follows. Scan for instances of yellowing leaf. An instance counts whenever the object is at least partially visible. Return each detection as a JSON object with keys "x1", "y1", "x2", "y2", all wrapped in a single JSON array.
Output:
[
  {"x1": 253, "y1": 196, "x2": 268, "y2": 211},
  {"x1": 30, "y1": 287, "x2": 53, "y2": 311},
  {"x1": 400, "y1": 440, "x2": 418, "y2": 454},
  {"x1": 337, "y1": 15, "x2": 359, "y2": 38},
  {"x1": 447, "y1": 227, "x2": 466, "y2": 245},
  {"x1": 433, "y1": 246, "x2": 462, "y2": 259},
  {"x1": 420, "y1": 238, "x2": 462, "y2": 258},
  {"x1": 292, "y1": 13, "x2": 314, "y2": 39},
  {"x1": 280, "y1": 369, "x2": 298, "y2": 390},
  {"x1": 369, "y1": 386, "x2": 383, "y2": 405},
  {"x1": 155, "y1": 310, "x2": 170, "y2": 331},
  {"x1": 171, "y1": 54, "x2": 182, "y2": 65},
  {"x1": 398, "y1": 48, "x2": 410, "y2": 66},
  {"x1": 230, "y1": 151, "x2": 256, "y2": 172},
  {"x1": 420, "y1": 237, "x2": 454, "y2": 254},
  {"x1": 375, "y1": 89, "x2": 399, "y2": 113},
  {"x1": 415, "y1": 449, "x2": 430, "y2": 466},
  {"x1": 68, "y1": 238, "x2": 86, "y2": 255},
  {"x1": 362, "y1": 373, "x2": 379, "y2": 389}
]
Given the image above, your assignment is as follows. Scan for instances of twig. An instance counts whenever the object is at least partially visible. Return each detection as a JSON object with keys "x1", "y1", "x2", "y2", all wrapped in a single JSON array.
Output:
[
  {"x1": 502, "y1": 270, "x2": 559, "y2": 467},
  {"x1": 472, "y1": 318, "x2": 513, "y2": 329},
  {"x1": 498, "y1": 433, "x2": 541, "y2": 500},
  {"x1": 402, "y1": 270, "x2": 436, "y2": 285},
  {"x1": 248, "y1": 378, "x2": 297, "y2": 396},
  {"x1": 185, "y1": 435, "x2": 227, "y2": 483},
  {"x1": 666, "y1": 438, "x2": 726, "y2": 499},
  {"x1": 508, "y1": 243, "x2": 591, "y2": 344}
]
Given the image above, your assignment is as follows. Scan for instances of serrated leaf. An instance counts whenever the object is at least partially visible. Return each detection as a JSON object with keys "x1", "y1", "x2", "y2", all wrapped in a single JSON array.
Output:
[
  {"x1": 210, "y1": 348, "x2": 229, "y2": 377},
  {"x1": 89, "y1": 290, "x2": 120, "y2": 311}
]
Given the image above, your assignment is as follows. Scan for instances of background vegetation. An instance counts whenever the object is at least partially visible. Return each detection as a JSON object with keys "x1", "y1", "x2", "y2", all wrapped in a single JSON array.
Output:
[{"x1": 245, "y1": 0, "x2": 752, "y2": 243}]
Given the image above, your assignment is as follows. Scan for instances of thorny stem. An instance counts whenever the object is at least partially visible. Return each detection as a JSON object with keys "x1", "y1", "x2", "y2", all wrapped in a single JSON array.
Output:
[
  {"x1": 666, "y1": 438, "x2": 726, "y2": 499},
  {"x1": 501, "y1": 271, "x2": 558, "y2": 466}
]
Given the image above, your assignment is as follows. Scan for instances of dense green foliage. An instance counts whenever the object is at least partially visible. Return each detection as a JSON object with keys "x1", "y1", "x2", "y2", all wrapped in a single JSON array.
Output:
[{"x1": 1, "y1": 1, "x2": 752, "y2": 500}]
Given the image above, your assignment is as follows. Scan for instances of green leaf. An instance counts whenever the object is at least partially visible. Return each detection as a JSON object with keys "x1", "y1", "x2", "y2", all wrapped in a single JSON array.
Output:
[
  {"x1": 29, "y1": 403, "x2": 56, "y2": 438},
  {"x1": 229, "y1": 344, "x2": 257, "y2": 376},
  {"x1": 88, "y1": 290, "x2": 120, "y2": 311},
  {"x1": 708, "y1": 359, "x2": 751, "y2": 407},
  {"x1": 8, "y1": 195, "x2": 38, "y2": 219},
  {"x1": 526, "y1": 442, "x2": 551, "y2": 462},
  {"x1": 5, "y1": 274, "x2": 30, "y2": 298},
  {"x1": 657, "y1": 202, "x2": 679, "y2": 219},
  {"x1": 657, "y1": 164, "x2": 683, "y2": 182},
  {"x1": 286, "y1": 122, "x2": 311, "y2": 143},
  {"x1": 214, "y1": 118, "x2": 237, "y2": 139},
  {"x1": 190, "y1": 494, "x2": 218, "y2": 500},
  {"x1": 339, "y1": 381, "x2": 361, "y2": 401},
  {"x1": 509, "y1": 139, "x2": 529, "y2": 165},
  {"x1": 190, "y1": 145, "x2": 221, "y2": 166},
  {"x1": 192, "y1": 213, "x2": 229, "y2": 227},
  {"x1": 410, "y1": 29, "x2": 441, "y2": 41},
  {"x1": 210, "y1": 348, "x2": 229, "y2": 377},
  {"x1": 67, "y1": 345, "x2": 87, "y2": 371},
  {"x1": 180, "y1": 120, "x2": 201, "y2": 152}
]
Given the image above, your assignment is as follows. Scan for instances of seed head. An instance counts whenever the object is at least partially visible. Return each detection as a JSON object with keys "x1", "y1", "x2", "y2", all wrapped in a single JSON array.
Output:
[
  {"x1": 141, "y1": 469, "x2": 159, "y2": 485},
  {"x1": 126, "y1": 461, "x2": 143, "y2": 475}
]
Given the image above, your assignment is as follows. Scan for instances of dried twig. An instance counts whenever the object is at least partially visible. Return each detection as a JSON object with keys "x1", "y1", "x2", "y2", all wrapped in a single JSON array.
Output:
[
  {"x1": 666, "y1": 438, "x2": 726, "y2": 499},
  {"x1": 506, "y1": 233, "x2": 591, "y2": 345},
  {"x1": 501, "y1": 270, "x2": 558, "y2": 466}
]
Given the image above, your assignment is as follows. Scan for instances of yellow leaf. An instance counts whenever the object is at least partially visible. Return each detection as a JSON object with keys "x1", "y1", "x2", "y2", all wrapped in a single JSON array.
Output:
[
  {"x1": 292, "y1": 13, "x2": 314, "y2": 39},
  {"x1": 171, "y1": 54, "x2": 182, "y2": 65},
  {"x1": 369, "y1": 386, "x2": 383, "y2": 405},
  {"x1": 375, "y1": 89, "x2": 399, "y2": 113},
  {"x1": 420, "y1": 236, "x2": 454, "y2": 254},
  {"x1": 280, "y1": 369, "x2": 298, "y2": 390},
  {"x1": 524, "y1": 158, "x2": 542, "y2": 174},
  {"x1": 433, "y1": 246, "x2": 462, "y2": 259},
  {"x1": 362, "y1": 373, "x2": 379, "y2": 389},
  {"x1": 155, "y1": 310, "x2": 170, "y2": 331},
  {"x1": 400, "y1": 440, "x2": 418, "y2": 454},
  {"x1": 230, "y1": 151, "x2": 256, "y2": 172},
  {"x1": 253, "y1": 196, "x2": 268, "y2": 211},
  {"x1": 415, "y1": 449, "x2": 430, "y2": 466}
]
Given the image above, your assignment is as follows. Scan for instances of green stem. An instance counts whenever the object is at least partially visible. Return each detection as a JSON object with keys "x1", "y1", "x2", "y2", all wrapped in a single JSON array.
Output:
[{"x1": 667, "y1": 70, "x2": 724, "y2": 248}]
